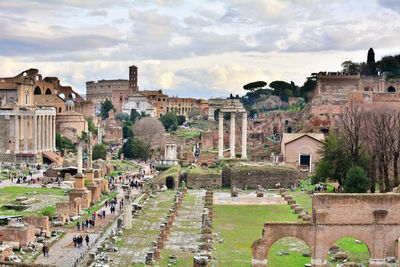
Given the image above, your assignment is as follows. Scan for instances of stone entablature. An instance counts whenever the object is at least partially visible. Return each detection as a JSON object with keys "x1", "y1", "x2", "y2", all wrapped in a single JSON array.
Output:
[{"x1": 252, "y1": 193, "x2": 400, "y2": 267}]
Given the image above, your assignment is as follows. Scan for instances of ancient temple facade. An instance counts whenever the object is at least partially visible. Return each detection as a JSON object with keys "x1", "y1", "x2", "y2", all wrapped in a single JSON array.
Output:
[{"x1": 0, "y1": 71, "x2": 56, "y2": 162}]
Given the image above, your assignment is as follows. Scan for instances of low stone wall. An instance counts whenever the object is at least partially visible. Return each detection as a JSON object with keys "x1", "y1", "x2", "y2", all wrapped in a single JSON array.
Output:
[
  {"x1": 226, "y1": 163, "x2": 299, "y2": 189},
  {"x1": 21, "y1": 215, "x2": 50, "y2": 233},
  {"x1": 186, "y1": 173, "x2": 221, "y2": 189},
  {"x1": 0, "y1": 224, "x2": 36, "y2": 248}
]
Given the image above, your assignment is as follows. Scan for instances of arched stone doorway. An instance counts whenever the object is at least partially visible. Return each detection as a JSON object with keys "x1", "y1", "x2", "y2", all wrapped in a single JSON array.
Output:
[
  {"x1": 388, "y1": 85, "x2": 396, "y2": 92},
  {"x1": 267, "y1": 237, "x2": 311, "y2": 267},
  {"x1": 325, "y1": 237, "x2": 370, "y2": 266},
  {"x1": 166, "y1": 176, "x2": 174, "y2": 189},
  {"x1": 34, "y1": 86, "x2": 41, "y2": 95}
]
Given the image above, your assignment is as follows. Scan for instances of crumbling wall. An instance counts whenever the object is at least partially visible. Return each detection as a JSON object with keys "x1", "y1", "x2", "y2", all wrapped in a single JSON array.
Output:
[
  {"x1": 186, "y1": 172, "x2": 221, "y2": 189},
  {"x1": 227, "y1": 164, "x2": 299, "y2": 189}
]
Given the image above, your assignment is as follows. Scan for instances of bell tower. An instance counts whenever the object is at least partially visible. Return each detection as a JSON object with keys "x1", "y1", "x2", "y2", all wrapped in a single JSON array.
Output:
[{"x1": 129, "y1": 65, "x2": 138, "y2": 94}]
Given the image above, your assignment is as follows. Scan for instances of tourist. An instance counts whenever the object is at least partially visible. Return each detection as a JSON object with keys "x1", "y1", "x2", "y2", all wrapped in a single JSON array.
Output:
[
  {"x1": 86, "y1": 219, "x2": 89, "y2": 228},
  {"x1": 102, "y1": 210, "x2": 105, "y2": 218},
  {"x1": 85, "y1": 235, "x2": 89, "y2": 246},
  {"x1": 73, "y1": 235, "x2": 77, "y2": 247},
  {"x1": 76, "y1": 221, "x2": 80, "y2": 231},
  {"x1": 42, "y1": 244, "x2": 46, "y2": 257},
  {"x1": 81, "y1": 221, "x2": 85, "y2": 231}
]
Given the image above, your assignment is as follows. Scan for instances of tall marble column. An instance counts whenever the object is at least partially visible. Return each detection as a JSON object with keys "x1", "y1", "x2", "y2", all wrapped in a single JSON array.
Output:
[
  {"x1": 230, "y1": 112, "x2": 236, "y2": 158},
  {"x1": 53, "y1": 115, "x2": 56, "y2": 150},
  {"x1": 47, "y1": 116, "x2": 50, "y2": 150},
  {"x1": 218, "y1": 111, "x2": 224, "y2": 158},
  {"x1": 38, "y1": 116, "x2": 41, "y2": 152},
  {"x1": 241, "y1": 112, "x2": 247, "y2": 159},
  {"x1": 42, "y1": 115, "x2": 46, "y2": 151},
  {"x1": 33, "y1": 115, "x2": 37, "y2": 154},
  {"x1": 14, "y1": 115, "x2": 19, "y2": 154},
  {"x1": 77, "y1": 145, "x2": 83, "y2": 174},
  {"x1": 23, "y1": 116, "x2": 28, "y2": 152}
]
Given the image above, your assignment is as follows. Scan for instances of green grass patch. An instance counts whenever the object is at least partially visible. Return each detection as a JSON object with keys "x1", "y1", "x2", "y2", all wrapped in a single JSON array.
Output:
[
  {"x1": 213, "y1": 205, "x2": 299, "y2": 266},
  {"x1": 327, "y1": 238, "x2": 370, "y2": 266}
]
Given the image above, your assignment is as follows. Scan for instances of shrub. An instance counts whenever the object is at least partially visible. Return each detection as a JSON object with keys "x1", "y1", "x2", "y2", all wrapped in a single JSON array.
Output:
[
  {"x1": 93, "y1": 144, "x2": 107, "y2": 160},
  {"x1": 344, "y1": 166, "x2": 369, "y2": 193},
  {"x1": 155, "y1": 165, "x2": 171, "y2": 171}
]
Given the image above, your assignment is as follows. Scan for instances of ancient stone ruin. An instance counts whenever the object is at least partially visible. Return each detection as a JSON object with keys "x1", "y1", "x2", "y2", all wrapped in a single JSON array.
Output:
[{"x1": 251, "y1": 193, "x2": 400, "y2": 267}]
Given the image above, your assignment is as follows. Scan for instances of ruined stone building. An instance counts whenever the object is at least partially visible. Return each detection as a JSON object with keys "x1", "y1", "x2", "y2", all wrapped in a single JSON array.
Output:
[
  {"x1": 310, "y1": 72, "x2": 400, "y2": 131},
  {"x1": 0, "y1": 68, "x2": 95, "y2": 162},
  {"x1": 0, "y1": 70, "x2": 56, "y2": 162}
]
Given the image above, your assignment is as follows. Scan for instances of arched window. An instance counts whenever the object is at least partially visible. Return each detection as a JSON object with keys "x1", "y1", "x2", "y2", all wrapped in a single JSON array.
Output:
[
  {"x1": 59, "y1": 93, "x2": 65, "y2": 100},
  {"x1": 388, "y1": 86, "x2": 396, "y2": 92},
  {"x1": 45, "y1": 88, "x2": 52, "y2": 95},
  {"x1": 34, "y1": 87, "x2": 41, "y2": 95}
]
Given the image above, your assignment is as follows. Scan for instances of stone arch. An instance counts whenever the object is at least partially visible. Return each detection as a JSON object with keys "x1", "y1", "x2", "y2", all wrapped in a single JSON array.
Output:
[
  {"x1": 287, "y1": 126, "x2": 292, "y2": 133},
  {"x1": 267, "y1": 237, "x2": 312, "y2": 266},
  {"x1": 251, "y1": 223, "x2": 315, "y2": 265},
  {"x1": 323, "y1": 235, "x2": 371, "y2": 265},
  {"x1": 319, "y1": 226, "x2": 373, "y2": 261},
  {"x1": 383, "y1": 228, "x2": 400, "y2": 261},
  {"x1": 45, "y1": 88, "x2": 52, "y2": 95},
  {"x1": 388, "y1": 85, "x2": 396, "y2": 92},
  {"x1": 34, "y1": 86, "x2": 41, "y2": 95}
]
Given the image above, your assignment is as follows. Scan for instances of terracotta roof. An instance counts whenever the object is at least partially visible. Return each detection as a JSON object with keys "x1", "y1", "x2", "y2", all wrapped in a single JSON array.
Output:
[
  {"x1": 0, "y1": 81, "x2": 17, "y2": 90},
  {"x1": 282, "y1": 133, "x2": 325, "y2": 145}
]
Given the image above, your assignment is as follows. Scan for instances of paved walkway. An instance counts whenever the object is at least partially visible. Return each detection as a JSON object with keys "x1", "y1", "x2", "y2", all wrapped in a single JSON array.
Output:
[
  {"x1": 34, "y1": 185, "x2": 138, "y2": 267},
  {"x1": 162, "y1": 190, "x2": 205, "y2": 258}
]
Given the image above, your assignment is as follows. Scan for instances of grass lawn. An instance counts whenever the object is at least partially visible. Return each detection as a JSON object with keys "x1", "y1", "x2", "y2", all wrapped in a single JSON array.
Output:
[
  {"x1": 0, "y1": 186, "x2": 66, "y2": 216},
  {"x1": 213, "y1": 205, "x2": 300, "y2": 266},
  {"x1": 213, "y1": 191, "x2": 370, "y2": 267}
]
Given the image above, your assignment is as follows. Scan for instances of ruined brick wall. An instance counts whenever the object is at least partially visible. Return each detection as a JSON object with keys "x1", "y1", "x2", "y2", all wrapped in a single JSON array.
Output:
[
  {"x1": 21, "y1": 215, "x2": 49, "y2": 233},
  {"x1": 186, "y1": 173, "x2": 221, "y2": 189},
  {"x1": 0, "y1": 225, "x2": 35, "y2": 247},
  {"x1": 227, "y1": 164, "x2": 299, "y2": 189}
]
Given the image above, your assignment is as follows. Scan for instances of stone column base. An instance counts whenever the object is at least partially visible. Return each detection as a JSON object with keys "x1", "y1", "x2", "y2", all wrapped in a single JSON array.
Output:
[
  {"x1": 369, "y1": 259, "x2": 386, "y2": 266},
  {"x1": 311, "y1": 258, "x2": 327, "y2": 267},
  {"x1": 251, "y1": 258, "x2": 267, "y2": 267}
]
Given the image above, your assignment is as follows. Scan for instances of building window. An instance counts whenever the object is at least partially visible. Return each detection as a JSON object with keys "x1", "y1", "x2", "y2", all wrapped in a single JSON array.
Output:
[{"x1": 25, "y1": 93, "x2": 29, "y2": 105}]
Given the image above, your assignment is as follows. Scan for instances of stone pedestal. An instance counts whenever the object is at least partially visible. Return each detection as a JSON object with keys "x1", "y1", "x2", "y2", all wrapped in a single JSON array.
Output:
[
  {"x1": 86, "y1": 169, "x2": 101, "y2": 204},
  {"x1": 69, "y1": 173, "x2": 91, "y2": 209}
]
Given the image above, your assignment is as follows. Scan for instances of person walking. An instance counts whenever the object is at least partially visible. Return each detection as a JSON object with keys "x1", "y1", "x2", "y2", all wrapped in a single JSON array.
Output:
[
  {"x1": 44, "y1": 244, "x2": 49, "y2": 257},
  {"x1": 73, "y1": 235, "x2": 77, "y2": 247},
  {"x1": 76, "y1": 221, "x2": 80, "y2": 231},
  {"x1": 102, "y1": 210, "x2": 106, "y2": 219},
  {"x1": 85, "y1": 235, "x2": 89, "y2": 246},
  {"x1": 42, "y1": 244, "x2": 46, "y2": 257}
]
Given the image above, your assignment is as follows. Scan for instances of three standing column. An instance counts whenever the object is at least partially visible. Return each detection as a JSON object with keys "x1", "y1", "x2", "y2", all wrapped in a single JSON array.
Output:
[{"x1": 33, "y1": 115, "x2": 37, "y2": 154}]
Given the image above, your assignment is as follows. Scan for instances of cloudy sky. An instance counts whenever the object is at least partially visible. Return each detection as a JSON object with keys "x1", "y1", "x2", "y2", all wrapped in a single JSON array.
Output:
[{"x1": 1, "y1": 0, "x2": 400, "y2": 98}]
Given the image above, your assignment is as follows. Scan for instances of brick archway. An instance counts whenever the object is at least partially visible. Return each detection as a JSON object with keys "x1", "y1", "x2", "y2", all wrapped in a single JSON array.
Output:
[{"x1": 252, "y1": 194, "x2": 400, "y2": 267}]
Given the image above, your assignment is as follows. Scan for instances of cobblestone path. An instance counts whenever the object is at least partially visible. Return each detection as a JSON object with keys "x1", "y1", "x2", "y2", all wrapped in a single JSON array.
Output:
[
  {"x1": 110, "y1": 190, "x2": 176, "y2": 266},
  {"x1": 158, "y1": 190, "x2": 205, "y2": 265}
]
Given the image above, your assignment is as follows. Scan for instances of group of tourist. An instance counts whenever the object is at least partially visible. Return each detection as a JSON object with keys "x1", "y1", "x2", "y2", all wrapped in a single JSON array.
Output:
[{"x1": 72, "y1": 235, "x2": 89, "y2": 248}]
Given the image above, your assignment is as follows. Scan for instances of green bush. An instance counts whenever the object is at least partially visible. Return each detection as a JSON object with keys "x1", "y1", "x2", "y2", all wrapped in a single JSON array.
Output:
[
  {"x1": 155, "y1": 165, "x2": 172, "y2": 171},
  {"x1": 40, "y1": 206, "x2": 56, "y2": 218},
  {"x1": 56, "y1": 133, "x2": 75, "y2": 151},
  {"x1": 344, "y1": 166, "x2": 369, "y2": 193},
  {"x1": 93, "y1": 144, "x2": 107, "y2": 160}
]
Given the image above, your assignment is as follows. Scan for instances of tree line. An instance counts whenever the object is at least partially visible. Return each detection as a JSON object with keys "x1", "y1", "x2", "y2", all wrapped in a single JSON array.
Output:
[{"x1": 316, "y1": 104, "x2": 400, "y2": 193}]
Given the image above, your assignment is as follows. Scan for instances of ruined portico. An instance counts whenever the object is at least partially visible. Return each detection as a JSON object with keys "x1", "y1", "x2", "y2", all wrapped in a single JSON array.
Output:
[
  {"x1": 251, "y1": 193, "x2": 400, "y2": 267},
  {"x1": 163, "y1": 142, "x2": 178, "y2": 165},
  {"x1": 218, "y1": 99, "x2": 247, "y2": 159}
]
